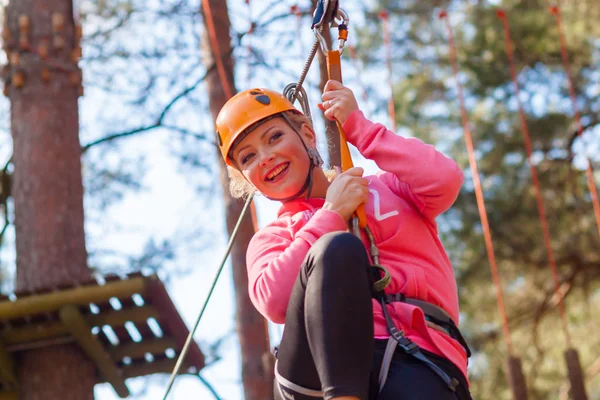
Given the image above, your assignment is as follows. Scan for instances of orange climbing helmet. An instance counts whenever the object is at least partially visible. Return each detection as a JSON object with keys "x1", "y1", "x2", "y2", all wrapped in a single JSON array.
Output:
[{"x1": 215, "y1": 88, "x2": 300, "y2": 166}]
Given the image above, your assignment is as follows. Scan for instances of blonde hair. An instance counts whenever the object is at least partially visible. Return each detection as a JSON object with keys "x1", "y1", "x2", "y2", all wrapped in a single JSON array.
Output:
[{"x1": 228, "y1": 111, "x2": 334, "y2": 199}]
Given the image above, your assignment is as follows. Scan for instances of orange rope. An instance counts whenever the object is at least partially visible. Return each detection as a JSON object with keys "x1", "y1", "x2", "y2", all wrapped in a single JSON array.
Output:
[
  {"x1": 550, "y1": 5, "x2": 600, "y2": 240},
  {"x1": 497, "y1": 9, "x2": 571, "y2": 347},
  {"x1": 439, "y1": 11, "x2": 514, "y2": 355},
  {"x1": 201, "y1": 0, "x2": 233, "y2": 99},
  {"x1": 378, "y1": 10, "x2": 396, "y2": 132}
]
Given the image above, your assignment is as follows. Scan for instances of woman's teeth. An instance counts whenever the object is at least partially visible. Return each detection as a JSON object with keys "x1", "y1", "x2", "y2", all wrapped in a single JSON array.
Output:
[{"x1": 267, "y1": 164, "x2": 288, "y2": 180}]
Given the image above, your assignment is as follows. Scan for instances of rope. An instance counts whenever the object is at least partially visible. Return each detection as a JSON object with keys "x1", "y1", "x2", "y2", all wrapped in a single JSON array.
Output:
[
  {"x1": 497, "y1": 9, "x2": 571, "y2": 347},
  {"x1": 438, "y1": 11, "x2": 514, "y2": 355},
  {"x1": 378, "y1": 10, "x2": 396, "y2": 132},
  {"x1": 550, "y1": 5, "x2": 600, "y2": 240},
  {"x1": 201, "y1": 0, "x2": 233, "y2": 99},
  {"x1": 292, "y1": 39, "x2": 320, "y2": 103},
  {"x1": 162, "y1": 194, "x2": 255, "y2": 400}
]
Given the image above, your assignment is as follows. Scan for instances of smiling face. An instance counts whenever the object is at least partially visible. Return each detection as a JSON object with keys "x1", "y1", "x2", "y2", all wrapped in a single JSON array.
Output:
[{"x1": 231, "y1": 115, "x2": 316, "y2": 200}]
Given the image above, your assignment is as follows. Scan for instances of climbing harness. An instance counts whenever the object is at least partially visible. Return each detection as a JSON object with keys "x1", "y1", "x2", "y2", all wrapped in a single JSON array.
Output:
[{"x1": 374, "y1": 292, "x2": 469, "y2": 393}]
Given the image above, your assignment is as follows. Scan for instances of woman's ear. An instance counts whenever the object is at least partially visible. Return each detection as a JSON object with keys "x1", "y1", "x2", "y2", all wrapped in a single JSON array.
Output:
[{"x1": 299, "y1": 123, "x2": 317, "y2": 147}]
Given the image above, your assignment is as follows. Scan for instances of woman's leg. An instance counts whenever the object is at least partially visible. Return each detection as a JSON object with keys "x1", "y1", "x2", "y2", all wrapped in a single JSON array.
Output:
[
  {"x1": 371, "y1": 340, "x2": 473, "y2": 400},
  {"x1": 275, "y1": 232, "x2": 374, "y2": 400}
]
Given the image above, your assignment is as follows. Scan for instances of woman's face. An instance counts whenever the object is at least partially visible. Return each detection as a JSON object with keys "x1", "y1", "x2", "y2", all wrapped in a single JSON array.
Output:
[{"x1": 231, "y1": 117, "x2": 315, "y2": 200}]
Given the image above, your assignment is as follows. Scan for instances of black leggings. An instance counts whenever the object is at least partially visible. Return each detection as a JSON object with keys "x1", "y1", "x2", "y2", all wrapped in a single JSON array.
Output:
[{"x1": 274, "y1": 232, "x2": 472, "y2": 400}]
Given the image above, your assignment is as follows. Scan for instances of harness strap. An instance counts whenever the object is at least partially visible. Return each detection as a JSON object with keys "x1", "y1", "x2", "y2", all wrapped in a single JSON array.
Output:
[
  {"x1": 383, "y1": 293, "x2": 471, "y2": 357},
  {"x1": 274, "y1": 360, "x2": 324, "y2": 398},
  {"x1": 378, "y1": 296, "x2": 460, "y2": 394},
  {"x1": 378, "y1": 336, "x2": 398, "y2": 390}
]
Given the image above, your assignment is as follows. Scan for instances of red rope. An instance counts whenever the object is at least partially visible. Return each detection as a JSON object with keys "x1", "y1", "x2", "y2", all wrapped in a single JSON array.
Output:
[
  {"x1": 550, "y1": 5, "x2": 600, "y2": 240},
  {"x1": 202, "y1": 0, "x2": 234, "y2": 99},
  {"x1": 378, "y1": 10, "x2": 396, "y2": 132},
  {"x1": 497, "y1": 9, "x2": 572, "y2": 347},
  {"x1": 439, "y1": 11, "x2": 514, "y2": 355}
]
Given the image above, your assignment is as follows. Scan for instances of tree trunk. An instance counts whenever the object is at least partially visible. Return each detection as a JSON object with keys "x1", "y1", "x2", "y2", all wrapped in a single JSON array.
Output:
[
  {"x1": 200, "y1": 1, "x2": 274, "y2": 399},
  {"x1": 5, "y1": 0, "x2": 95, "y2": 398}
]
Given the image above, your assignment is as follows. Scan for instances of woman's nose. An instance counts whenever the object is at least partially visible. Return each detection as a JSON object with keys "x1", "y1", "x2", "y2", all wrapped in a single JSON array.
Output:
[{"x1": 259, "y1": 153, "x2": 275, "y2": 167}]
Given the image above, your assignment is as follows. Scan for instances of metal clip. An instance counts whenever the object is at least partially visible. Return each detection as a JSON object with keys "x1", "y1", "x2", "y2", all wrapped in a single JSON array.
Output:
[{"x1": 313, "y1": 2, "x2": 349, "y2": 55}]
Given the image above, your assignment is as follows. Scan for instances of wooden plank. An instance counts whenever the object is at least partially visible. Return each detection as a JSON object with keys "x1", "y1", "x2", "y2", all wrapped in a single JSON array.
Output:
[
  {"x1": 0, "y1": 306, "x2": 158, "y2": 346},
  {"x1": 108, "y1": 338, "x2": 177, "y2": 360},
  {"x1": 0, "y1": 278, "x2": 146, "y2": 320},
  {"x1": 59, "y1": 305, "x2": 130, "y2": 398},
  {"x1": 0, "y1": 391, "x2": 18, "y2": 400},
  {"x1": 144, "y1": 277, "x2": 205, "y2": 369},
  {"x1": 0, "y1": 340, "x2": 16, "y2": 391}
]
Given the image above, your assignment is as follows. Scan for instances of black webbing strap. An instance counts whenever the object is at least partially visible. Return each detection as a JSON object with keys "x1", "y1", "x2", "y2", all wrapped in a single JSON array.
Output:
[
  {"x1": 378, "y1": 295, "x2": 460, "y2": 393},
  {"x1": 383, "y1": 293, "x2": 471, "y2": 358}
]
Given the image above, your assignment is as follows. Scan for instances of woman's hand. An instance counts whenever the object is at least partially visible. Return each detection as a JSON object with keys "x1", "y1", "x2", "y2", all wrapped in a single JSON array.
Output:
[
  {"x1": 323, "y1": 166, "x2": 369, "y2": 221},
  {"x1": 319, "y1": 80, "x2": 359, "y2": 125}
]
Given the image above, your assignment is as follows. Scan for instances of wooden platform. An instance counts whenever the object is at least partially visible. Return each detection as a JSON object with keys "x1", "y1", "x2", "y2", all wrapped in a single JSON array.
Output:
[{"x1": 0, "y1": 272, "x2": 205, "y2": 398}]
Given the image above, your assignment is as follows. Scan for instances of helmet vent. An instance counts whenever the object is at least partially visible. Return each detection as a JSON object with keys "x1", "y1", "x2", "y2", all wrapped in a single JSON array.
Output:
[{"x1": 254, "y1": 94, "x2": 271, "y2": 105}]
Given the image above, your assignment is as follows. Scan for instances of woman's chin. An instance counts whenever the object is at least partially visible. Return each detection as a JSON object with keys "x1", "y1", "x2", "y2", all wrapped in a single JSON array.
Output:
[{"x1": 263, "y1": 183, "x2": 305, "y2": 200}]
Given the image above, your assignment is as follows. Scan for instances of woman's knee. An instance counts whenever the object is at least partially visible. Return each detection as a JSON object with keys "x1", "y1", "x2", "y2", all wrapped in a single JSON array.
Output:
[{"x1": 309, "y1": 232, "x2": 369, "y2": 270}]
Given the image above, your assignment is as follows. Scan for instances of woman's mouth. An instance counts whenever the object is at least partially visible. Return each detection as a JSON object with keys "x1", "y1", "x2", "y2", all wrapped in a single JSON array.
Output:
[{"x1": 265, "y1": 162, "x2": 290, "y2": 182}]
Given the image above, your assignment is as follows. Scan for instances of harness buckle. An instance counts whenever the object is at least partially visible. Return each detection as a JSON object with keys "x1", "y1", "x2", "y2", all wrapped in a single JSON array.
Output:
[
  {"x1": 397, "y1": 337, "x2": 419, "y2": 354},
  {"x1": 388, "y1": 326, "x2": 418, "y2": 354}
]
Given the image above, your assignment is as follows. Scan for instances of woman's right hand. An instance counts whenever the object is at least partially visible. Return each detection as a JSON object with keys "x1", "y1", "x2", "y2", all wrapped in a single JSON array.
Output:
[{"x1": 323, "y1": 166, "x2": 370, "y2": 221}]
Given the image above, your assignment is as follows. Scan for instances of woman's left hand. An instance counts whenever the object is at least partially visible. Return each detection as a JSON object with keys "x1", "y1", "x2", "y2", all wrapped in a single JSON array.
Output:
[{"x1": 320, "y1": 80, "x2": 359, "y2": 125}]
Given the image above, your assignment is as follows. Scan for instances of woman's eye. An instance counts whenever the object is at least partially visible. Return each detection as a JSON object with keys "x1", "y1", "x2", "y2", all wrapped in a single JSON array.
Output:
[
  {"x1": 241, "y1": 153, "x2": 254, "y2": 164},
  {"x1": 269, "y1": 132, "x2": 283, "y2": 143}
]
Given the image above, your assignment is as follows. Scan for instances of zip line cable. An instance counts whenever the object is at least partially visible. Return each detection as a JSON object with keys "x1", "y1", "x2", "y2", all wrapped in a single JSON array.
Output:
[{"x1": 161, "y1": 194, "x2": 254, "y2": 399}]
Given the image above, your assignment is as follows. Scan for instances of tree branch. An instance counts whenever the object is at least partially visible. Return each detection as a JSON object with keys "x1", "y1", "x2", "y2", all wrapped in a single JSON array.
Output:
[
  {"x1": 81, "y1": 46, "x2": 235, "y2": 153},
  {"x1": 565, "y1": 120, "x2": 599, "y2": 157}
]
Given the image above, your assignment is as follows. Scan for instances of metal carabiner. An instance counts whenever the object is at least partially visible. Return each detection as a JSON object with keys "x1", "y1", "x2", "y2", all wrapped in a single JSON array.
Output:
[
  {"x1": 332, "y1": 8, "x2": 349, "y2": 54},
  {"x1": 313, "y1": 2, "x2": 350, "y2": 55}
]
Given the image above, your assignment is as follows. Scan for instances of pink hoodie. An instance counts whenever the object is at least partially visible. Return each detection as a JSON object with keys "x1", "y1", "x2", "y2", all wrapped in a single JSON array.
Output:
[{"x1": 246, "y1": 110, "x2": 468, "y2": 380}]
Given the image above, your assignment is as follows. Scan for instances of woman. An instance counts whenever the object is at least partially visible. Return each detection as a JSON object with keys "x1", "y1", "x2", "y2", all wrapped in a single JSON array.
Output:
[{"x1": 215, "y1": 81, "x2": 472, "y2": 400}]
